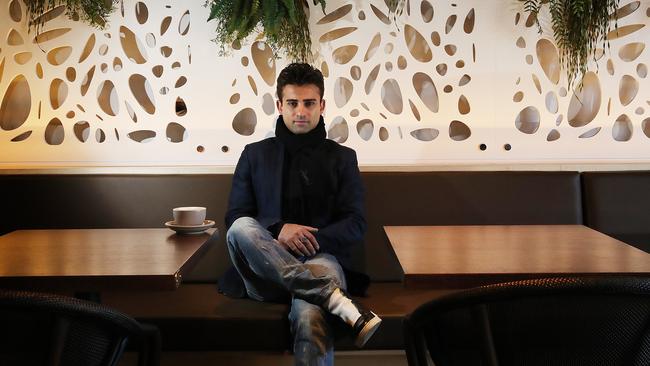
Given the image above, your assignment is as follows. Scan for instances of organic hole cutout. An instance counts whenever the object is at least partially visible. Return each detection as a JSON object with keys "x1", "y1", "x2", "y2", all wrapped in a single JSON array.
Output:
[
  {"x1": 516, "y1": 37, "x2": 526, "y2": 48},
  {"x1": 364, "y1": 33, "x2": 381, "y2": 61},
  {"x1": 637, "y1": 64, "x2": 648, "y2": 78},
  {"x1": 98, "y1": 44, "x2": 108, "y2": 55},
  {"x1": 145, "y1": 33, "x2": 156, "y2": 48},
  {"x1": 96, "y1": 129, "x2": 106, "y2": 143},
  {"x1": 197, "y1": 145, "x2": 205, "y2": 152},
  {"x1": 449, "y1": 120, "x2": 471, "y2": 141},
  {"x1": 0, "y1": 75, "x2": 31, "y2": 131},
  {"x1": 532, "y1": 74, "x2": 542, "y2": 94},
  {"x1": 321, "y1": 62, "x2": 329, "y2": 77},
  {"x1": 129, "y1": 74, "x2": 155, "y2": 114},
  {"x1": 65, "y1": 110, "x2": 74, "y2": 119},
  {"x1": 79, "y1": 34, "x2": 95, "y2": 63},
  {"x1": 365, "y1": 64, "x2": 381, "y2": 94},
  {"x1": 547, "y1": 129, "x2": 560, "y2": 142},
  {"x1": 579, "y1": 127, "x2": 601, "y2": 138},
  {"x1": 8, "y1": 29, "x2": 24, "y2": 45},
  {"x1": 545, "y1": 91, "x2": 559, "y2": 113},
  {"x1": 33, "y1": 5, "x2": 65, "y2": 25},
  {"x1": 252, "y1": 41, "x2": 276, "y2": 86},
  {"x1": 100, "y1": 63, "x2": 108, "y2": 73},
  {"x1": 222, "y1": 146, "x2": 229, "y2": 153},
  {"x1": 458, "y1": 95, "x2": 470, "y2": 115},
  {"x1": 328, "y1": 116, "x2": 349, "y2": 143},
  {"x1": 409, "y1": 100, "x2": 421, "y2": 121},
  {"x1": 446, "y1": 15, "x2": 457, "y2": 34},
  {"x1": 66, "y1": 67, "x2": 76, "y2": 81},
  {"x1": 135, "y1": 2, "x2": 148, "y2": 24},
  {"x1": 431, "y1": 31, "x2": 440, "y2": 46},
  {"x1": 241, "y1": 56, "x2": 248, "y2": 66},
  {"x1": 567, "y1": 73, "x2": 601, "y2": 127},
  {"x1": 159, "y1": 87, "x2": 169, "y2": 95},
  {"x1": 81, "y1": 66, "x2": 96, "y2": 96},
  {"x1": 357, "y1": 119, "x2": 374, "y2": 140},
  {"x1": 161, "y1": 16, "x2": 172, "y2": 35},
  {"x1": 166, "y1": 122, "x2": 186, "y2": 142},
  {"x1": 179, "y1": 10, "x2": 190, "y2": 35},
  {"x1": 379, "y1": 127, "x2": 389, "y2": 141},
  {"x1": 370, "y1": 4, "x2": 390, "y2": 24},
  {"x1": 381, "y1": 79, "x2": 403, "y2": 114},
  {"x1": 411, "y1": 128, "x2": 439, "y2": 141},
  {"x1": 614, "y1": 1, "x2": 640, "y2": 19},
  {"x1": 456, "y1": 60, "x2": 465, "y2": 68},
  {"x1": 262, "y1": 93, "x2": 275, "y2": 115},
  {"x1": 45, "y1": 118, "x2": 64, "y2": 145},
  {"x1": 358, "y1": 11, "x2": 365, "y2": 20},
  {"x1": 385, "y1": 61, "x2": 393, "y2": 71},
  {"x1": 536, "y1": 39, "x2": 560, "y2": 84},
  {"x1": 613, "y1": 114, "x2": 633, "y2": 141},
  {"x1": 152, "y1": 65, "x2": 163, "y2": 77},
  {"x1": 176, "y1": 97, "x2": 186, "y2": 116},
  {"x1": 11, "y1": 131, "x2": 32, "y2": 142},
  {"x1": 333, "y1": 45, "x2": 358, "y2": 64},
  {"x1": 607, "y1": 59, "x2": 615, "y2": 75},
  {"x1": 248, "y1": 76, "x2": 258, "y2": 95},
  {"x1": 619, "y1": 74, "x2": 639, "y2": 106},
  {"x1": 334, "y1": 77, "x2": 353, "y2": 108},
  {"x1": 113, "y1": 57, "x2": 122, "y2": 71},
  {"x1": 413, "y1": 72, "x2": 439, "y2": 113},
  {"x1": 175, "y1": 76, "x2": 187, "y2": 88},
  {"x1": 9, "y1": 0, "x2": 21, "y2": 22},
  {"x1": 436, "y1": 63, "x2": 447, "y2": 76},
  {"x1": 229, "y1": 93, "x2": 240, "y2": 104},
  {"x1": 444, "y1": 44, "x2": 457, "y2": 56},
  {"x1": 421, "y1": 1, "x2": 433, "y2": 23},
  {"x1": 125, "y1": 100, "x2": 137, "y2": 122},
  {"x1": 556, "y1": 114, "x2": 563, "y2": 126},
  {"x1": 398, "y1": 56, "x2": 407, "y2": 69},
  {"x1": 35, "y1": 62, "x2": 43, "y2": 79},
  {"x1": 525, "y1": 55, "x2": 533, "y2": 64},
  {"x1": 120, "y1": 26, "x2": 147, "y2": 63},
  {"x1": 459, "y1": 74, "x2": 471, "y2": 86},
  {"x1": 317, "y1": 4, "x2": 352, "y2": 24},
  {"x1": 350, "y1": 66, "x2": 361, "y2": 80},
  {"x1": 128, "y1": 130, "x2": 156, "y2": 143},
  {"x1": 384, "y1": 43, "x2": 394, "y2": 55},
  {"x1": 45, "y1": 46, "x2": 71, "y2": 66},
  {"x1": 464, "y1": 9, "x2": 475, "y2": 33},
  {"x1": 97, "y1": 80, "x2": 119, "y2": 116},
  {"x1": 233, "y1": 108, "x2": 257, "y2": 136},
  {"x1": 74, "y1": 121, "x2": 90, "y2": 142},
  {"x1": 404, "y1": 25, "x2": 432, "y2": 62},
  {"x1": 320, "y1": 27, "x2": 357, "y2": 43},
  {"x1": 619, "y1": 42, "x2": 645, "y2": 62},
  {"x1": 172, "y1": 62, "x2": 181, "y2": 69},
  {"x1": 515, "y1": 106, "x2": 540, "y2": 134},
  {"x1": 161, "y1": 46, "x2": 172, "y2": 57},
  {"x1": 49, "y1": 78, "x2": 68, "y2": 110},
  {"x1": 606, "y1": 24, "x2": 645, "y2": 40}
]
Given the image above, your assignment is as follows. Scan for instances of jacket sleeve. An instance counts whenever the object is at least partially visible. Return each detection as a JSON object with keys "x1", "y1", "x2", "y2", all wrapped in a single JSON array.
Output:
[
  {"x1": 314, "y1": 150, "x2": 367, "y2": 256},
  {"x1": 225, "y1": 146, "x2": 257, "y2": 229}
]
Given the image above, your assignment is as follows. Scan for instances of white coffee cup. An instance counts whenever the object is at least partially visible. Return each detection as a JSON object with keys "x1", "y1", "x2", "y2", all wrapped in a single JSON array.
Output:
[{"x1": 173, "y1": 207, "x2": 206, "y2": 226}]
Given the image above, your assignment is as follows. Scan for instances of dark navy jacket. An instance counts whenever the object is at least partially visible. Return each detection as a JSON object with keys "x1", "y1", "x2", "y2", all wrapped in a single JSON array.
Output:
[{"x1": 220, "y1": 137, "x2": 368, "y2": 297}]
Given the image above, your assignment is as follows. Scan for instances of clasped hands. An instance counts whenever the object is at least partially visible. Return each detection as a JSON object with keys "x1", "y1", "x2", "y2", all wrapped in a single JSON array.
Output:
[{"x1": 277, "y1": 223, "x2": 319, "y2": 256}]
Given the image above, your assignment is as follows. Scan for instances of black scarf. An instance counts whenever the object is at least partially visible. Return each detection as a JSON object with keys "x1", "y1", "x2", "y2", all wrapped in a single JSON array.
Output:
[{"x1": 275, "y1": 116, "x2": 334, "y2": 226}]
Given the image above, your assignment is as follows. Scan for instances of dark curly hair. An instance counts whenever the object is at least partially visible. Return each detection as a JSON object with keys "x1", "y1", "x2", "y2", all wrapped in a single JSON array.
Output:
[{"x1": 276, "y1": 63, "x2": 324, "y2": 101}]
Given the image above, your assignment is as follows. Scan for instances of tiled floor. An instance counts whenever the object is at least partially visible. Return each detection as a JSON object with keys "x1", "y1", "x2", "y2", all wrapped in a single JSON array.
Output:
[{"x1": 119, "y1": 350, "x2": 408, "y2": 366}]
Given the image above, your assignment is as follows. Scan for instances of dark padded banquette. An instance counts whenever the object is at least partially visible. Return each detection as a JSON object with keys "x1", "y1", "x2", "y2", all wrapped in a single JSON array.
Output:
[{"x1": 4, "y1": 170, "x2": 641, "y2": 352}]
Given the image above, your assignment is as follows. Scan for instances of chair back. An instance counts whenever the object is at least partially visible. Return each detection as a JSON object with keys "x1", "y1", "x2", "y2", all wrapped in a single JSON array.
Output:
[
  {"x1": 0, "y1": 289, "x2": 154, "y2": 366},
  {"x1": 404, "y1": 277, "x2": 650, "y2": 366}
]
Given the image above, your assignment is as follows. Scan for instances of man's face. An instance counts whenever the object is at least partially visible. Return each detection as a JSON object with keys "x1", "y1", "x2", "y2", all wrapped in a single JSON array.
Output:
[{"x1": 277, "y1": 84, "x2": 325, "y2": 134}]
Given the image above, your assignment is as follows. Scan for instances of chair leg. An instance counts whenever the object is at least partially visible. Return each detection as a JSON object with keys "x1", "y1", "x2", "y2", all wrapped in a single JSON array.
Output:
[{"x1": 137, "y1": 323, "x2": 161, "y2": 366}]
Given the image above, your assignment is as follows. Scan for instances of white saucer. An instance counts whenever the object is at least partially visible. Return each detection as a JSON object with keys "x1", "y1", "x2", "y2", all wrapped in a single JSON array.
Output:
[{"x1": 165, "y1": 220, "x2": 215, "y2": 234}]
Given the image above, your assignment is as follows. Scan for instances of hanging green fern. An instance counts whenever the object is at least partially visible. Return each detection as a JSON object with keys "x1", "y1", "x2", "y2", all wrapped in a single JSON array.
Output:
[
  {"x1": 25, "y1": 0, "x2": 116, "y2": 32},
  {"x1": 523, "y1": 0, "x2": 619, "y2": 90},
  {"x1": 206, "y1": 0, "x2": 326, "y2": 62}
]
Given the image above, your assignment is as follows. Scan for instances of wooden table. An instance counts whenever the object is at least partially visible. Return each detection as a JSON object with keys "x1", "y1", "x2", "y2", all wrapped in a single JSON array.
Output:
[
  {"x1": 0, "y1": 228, "x2": 217, "y2": 292},
  {"x1": 384, "y1": 225, "x2": 650, "y2": 289}
]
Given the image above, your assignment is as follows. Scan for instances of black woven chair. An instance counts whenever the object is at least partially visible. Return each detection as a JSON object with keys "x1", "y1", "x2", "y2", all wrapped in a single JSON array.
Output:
[
  {"x1": 0, "y1": 289, "x2": 160, "y2": 366},
  {"x1": 403, "y1": 277, "x2": 650, "y2": 366}
]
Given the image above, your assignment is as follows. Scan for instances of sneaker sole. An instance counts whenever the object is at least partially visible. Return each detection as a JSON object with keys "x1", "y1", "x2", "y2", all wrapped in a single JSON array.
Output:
[{"x1": 355, "y1": 312, "x2": 382, "y2": 348}]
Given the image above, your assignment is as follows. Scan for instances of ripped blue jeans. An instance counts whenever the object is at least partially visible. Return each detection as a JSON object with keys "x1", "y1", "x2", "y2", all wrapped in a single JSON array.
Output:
[{"x1": 226, "y1": 217, "x2": 347, "y2": 366}]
